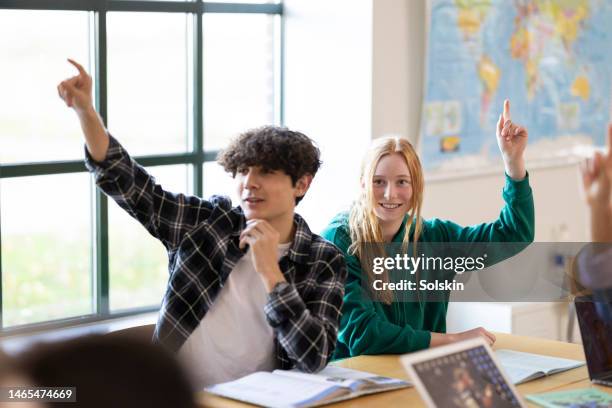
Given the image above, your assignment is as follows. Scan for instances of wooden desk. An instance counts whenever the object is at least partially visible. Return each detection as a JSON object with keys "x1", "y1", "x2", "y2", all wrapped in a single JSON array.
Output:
[{"x1": 197, "y1": 333, "x2": 593, "y2": 408}]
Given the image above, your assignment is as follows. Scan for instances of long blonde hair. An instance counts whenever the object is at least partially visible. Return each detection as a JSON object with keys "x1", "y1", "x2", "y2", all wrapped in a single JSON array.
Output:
[{"x1": 348, "y1": 137, "x2": 424, "y2": 304}]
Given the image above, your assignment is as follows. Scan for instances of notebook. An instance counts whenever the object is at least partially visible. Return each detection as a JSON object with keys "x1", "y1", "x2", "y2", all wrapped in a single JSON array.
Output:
[
  {"x1": 496, "y1": 349, "x2": 585, "y2": 384},
  {"x1": 526, "y1": 388, "x2": 612, "y2": 408},
  {"x1": 205, "y1": 365, "x2": 410, "y2": 408},
  {"x1": 401, "y1": 337, "x2": 526, "y2": 408}
]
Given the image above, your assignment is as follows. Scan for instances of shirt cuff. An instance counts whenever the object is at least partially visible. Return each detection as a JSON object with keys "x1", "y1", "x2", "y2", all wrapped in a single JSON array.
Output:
[
  {"x1": 409, "y1": 329, "x2": 432, "y2": 351},
  {"x1": 264, "y1": 282, "x2": 307, "y2": 328},
  {"x1": 503, "y1": 171, "x2": 532, "y2": 201},
  {"x1": 83, "y1": 134, "x2": 125, "y2": 179}
]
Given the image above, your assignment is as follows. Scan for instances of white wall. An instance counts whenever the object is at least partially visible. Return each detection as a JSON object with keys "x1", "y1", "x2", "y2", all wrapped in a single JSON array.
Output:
[
  {"x1": 283, "y1": 0, "x2": 374, "y2": 232},
  {"x1": 282, "y1": 0, "x2": 429, "y2": 233},
  {"x1": 372, "y1": 0, "x2": 425, "y2": 141}
]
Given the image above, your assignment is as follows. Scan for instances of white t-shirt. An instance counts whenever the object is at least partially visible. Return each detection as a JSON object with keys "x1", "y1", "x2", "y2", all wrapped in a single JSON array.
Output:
[{"x1": 178, "y1": 242, "x2": 292, "y2": 389}]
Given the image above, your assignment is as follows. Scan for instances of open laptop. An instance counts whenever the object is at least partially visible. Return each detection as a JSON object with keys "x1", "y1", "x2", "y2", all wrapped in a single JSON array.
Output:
[
  {"x1": 575, "y1": 296, "x2": 612, "y2": 387},
  {"x1": 401, "y1": 337, "x2": 526, "y2": 408}
]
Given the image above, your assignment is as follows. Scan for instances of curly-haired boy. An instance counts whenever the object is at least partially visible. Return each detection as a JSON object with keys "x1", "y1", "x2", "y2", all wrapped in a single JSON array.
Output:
[{"x1": 58, "y1": 60, "x2": 347, "y2": 389}]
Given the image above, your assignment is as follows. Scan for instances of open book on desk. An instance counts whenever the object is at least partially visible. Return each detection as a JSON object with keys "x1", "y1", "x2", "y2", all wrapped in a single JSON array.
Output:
[
  {"x1": 496, "y1": 349, "x2": 585, "y2": 384},
  {"x1": 205, "y1": 365, "x2": 410, "y2": 408}
]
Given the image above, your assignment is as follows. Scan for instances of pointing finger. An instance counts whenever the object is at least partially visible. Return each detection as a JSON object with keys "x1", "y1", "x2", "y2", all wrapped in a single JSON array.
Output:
[
  {"x1": 67, "y1": 58, "x2": 87, "y2": 77},
  {"x1": 503, "y1": 99, "x2": 511, "y2": 122}
]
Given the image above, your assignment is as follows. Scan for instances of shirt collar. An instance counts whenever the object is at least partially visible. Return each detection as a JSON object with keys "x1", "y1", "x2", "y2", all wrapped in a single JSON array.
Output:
[{"x1": 287, "y1": 213, "x2": 313, "y2": 265}]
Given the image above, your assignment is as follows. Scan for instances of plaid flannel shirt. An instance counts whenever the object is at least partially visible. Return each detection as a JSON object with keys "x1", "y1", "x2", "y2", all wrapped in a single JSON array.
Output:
[{"x1": 84, "y1": 135, "x2": 347, "y2": 372}]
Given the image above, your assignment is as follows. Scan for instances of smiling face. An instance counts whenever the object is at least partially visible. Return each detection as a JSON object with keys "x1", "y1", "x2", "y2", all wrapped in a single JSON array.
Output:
[
  {"x1": 370, "y1": 153, "x2": 413, "y2": 225},
  {"x1": 236, "y1": 166, "x2": 310, "y2": 223}
]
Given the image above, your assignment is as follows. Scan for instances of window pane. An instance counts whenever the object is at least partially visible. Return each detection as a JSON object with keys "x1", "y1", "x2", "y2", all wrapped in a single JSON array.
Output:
[
  {"x1": 0, "y1": 11, "x2": 90, "y2": 164},
  {"x1": 107, "y1": 12, "x2": 190, "y2": 155},
  {"x1": 1, "y1": 174, "x2": 93, "y2": 327},
  {"x1": 108, "y1": 164, "x2": 192, "y2": 311},
  {"x1": 203, "y1": 14, "x2": 277, "y2": 150},
  {"x1": 203, "y1": 161, "x2": 238, "y2": 203}
]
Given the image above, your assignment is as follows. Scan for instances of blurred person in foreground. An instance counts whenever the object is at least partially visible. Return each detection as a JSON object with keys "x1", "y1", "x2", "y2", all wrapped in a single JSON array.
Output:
[
  {"x1": 17, "y1": 335, "x2": 195, "y2": 408},
  {"x1": 0, "y1": 349, "x2": 44, "y2": 408}
]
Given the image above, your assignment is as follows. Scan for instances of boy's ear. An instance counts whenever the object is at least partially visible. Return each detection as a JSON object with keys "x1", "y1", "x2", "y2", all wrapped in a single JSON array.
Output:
[{"x1": 295, "y1": 174, "x2": 313, "y2": 198}]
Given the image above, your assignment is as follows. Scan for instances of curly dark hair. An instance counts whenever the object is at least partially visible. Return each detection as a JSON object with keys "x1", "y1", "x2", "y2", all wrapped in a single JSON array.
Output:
[{"x1": 217, "y1": 126, "x2": 321, "y2": 204}]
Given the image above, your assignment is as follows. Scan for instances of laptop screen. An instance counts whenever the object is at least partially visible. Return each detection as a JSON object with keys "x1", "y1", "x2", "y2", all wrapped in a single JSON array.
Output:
[
  {"x1": 575, "y1": 299, "x2": 612, "y2": 381},
  {"x1": 410, "y1": 344, "x2": 522, "y2": 408}
]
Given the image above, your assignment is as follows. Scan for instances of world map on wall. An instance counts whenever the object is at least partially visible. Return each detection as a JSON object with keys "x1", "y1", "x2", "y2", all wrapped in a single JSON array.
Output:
[{"x1": 421, "y1": 0, "x2": 612, "y2": 172}]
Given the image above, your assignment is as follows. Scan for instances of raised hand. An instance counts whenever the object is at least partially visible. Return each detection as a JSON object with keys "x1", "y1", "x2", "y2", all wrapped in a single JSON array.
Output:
[
  {"x1": 57, "y1": 58, "x2": 108, "y2": 161},
  {"x1": 581, "y1": 124, "x2": 612, "y2": 209},
  {"x1": 57, "y1": 59, "x2": 94, "y2": 116},
  {"x1": 496, "y1": 100, "x2": 528, "y2": 180}
]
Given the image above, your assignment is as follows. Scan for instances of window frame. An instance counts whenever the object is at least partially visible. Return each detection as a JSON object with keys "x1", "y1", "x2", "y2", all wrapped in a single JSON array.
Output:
[{"x1": 0, "y1": 0, "x2": 284, "y2": 336}]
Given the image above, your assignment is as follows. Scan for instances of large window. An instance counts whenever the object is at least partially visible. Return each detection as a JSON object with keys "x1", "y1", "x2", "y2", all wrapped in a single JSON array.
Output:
[{"x1": 0, "y1": 0, "x2": 282, "y2": 334}]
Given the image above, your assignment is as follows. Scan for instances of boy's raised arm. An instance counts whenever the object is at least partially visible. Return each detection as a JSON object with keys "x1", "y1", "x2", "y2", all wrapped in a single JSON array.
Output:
[
  {"x1": 57, "y1": 58, "x2": 109, "y2": 162},
  {"x1": 57, "y1": 58, "x2": 215, "y2": 251}
]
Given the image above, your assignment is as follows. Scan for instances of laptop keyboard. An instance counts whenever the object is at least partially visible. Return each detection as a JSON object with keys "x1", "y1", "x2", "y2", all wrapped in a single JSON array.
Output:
[{"x1": 593, "y1": 378, "x2": 612, "y2": 387}]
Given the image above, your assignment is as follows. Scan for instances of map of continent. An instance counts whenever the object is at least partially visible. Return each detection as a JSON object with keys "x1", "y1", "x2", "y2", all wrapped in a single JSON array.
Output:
[{"x1": 422, "y1": 0, "x2": 612, "y2": 172}]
